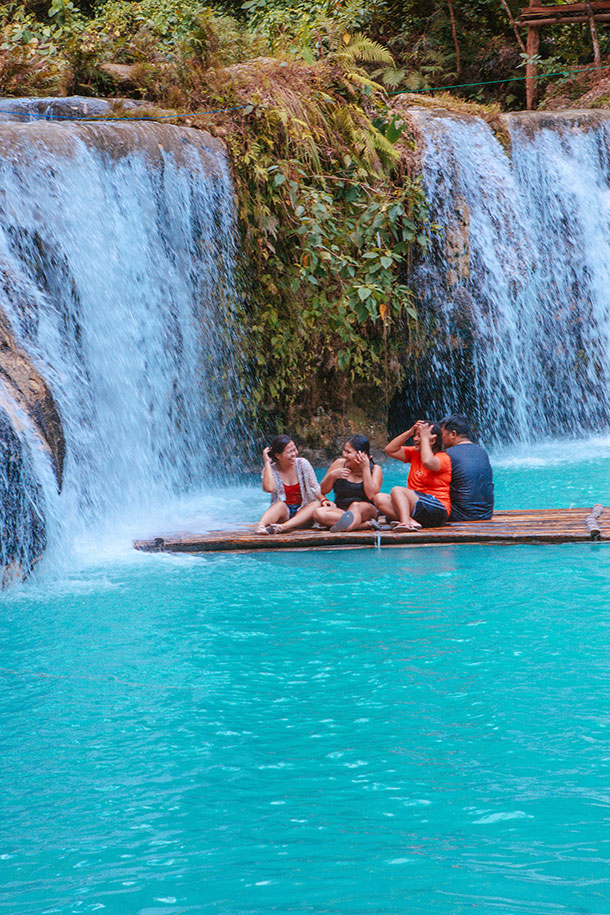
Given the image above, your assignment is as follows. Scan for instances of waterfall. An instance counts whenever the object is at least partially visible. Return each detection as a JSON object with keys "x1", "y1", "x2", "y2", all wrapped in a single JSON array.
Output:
[
  {"x1": 0, "y1": 114, "x2": 240, "y2": 576},
  {"x1": 399, "y1": 108, "x2": 610, "y2": 443}
]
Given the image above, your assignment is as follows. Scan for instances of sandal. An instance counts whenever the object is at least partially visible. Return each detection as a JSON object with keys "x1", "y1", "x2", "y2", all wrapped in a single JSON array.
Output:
[{"x1": 330, "y1": 510, "x2": 354, "y2": 532}]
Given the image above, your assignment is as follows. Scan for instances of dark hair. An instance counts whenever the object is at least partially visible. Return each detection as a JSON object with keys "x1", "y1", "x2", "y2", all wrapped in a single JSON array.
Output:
[
  {"x1": 346, "y1": 433, "x2": 375, "y2": 468},
  {"x1": 422, "y1": 421, "x2": 444, "y2": 453},
  {"x1": 440, "y1": 414, "x2": 471, "y2": 438},
  {"x1": 268, "y1": 434, "x2": 293, "y2": 461},
  {"x1": 347, "y1": 433, "x2": 371, "y2": 455}
]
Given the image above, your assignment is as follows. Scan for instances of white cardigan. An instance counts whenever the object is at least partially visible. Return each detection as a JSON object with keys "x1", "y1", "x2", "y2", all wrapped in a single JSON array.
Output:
[{"x1": 263, "y1": 457, "x2": 321, "y2": 506}]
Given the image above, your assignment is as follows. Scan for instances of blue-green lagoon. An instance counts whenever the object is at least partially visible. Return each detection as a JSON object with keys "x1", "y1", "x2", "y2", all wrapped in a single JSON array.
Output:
[{"x1": 2, "y1": 439, "x2": 610, "y2": 914}]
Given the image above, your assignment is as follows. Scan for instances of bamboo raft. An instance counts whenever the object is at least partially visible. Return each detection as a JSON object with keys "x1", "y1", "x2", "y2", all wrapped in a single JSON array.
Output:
[{"x1": 134, "y1": 506, "x2": 608, "y2": 554}]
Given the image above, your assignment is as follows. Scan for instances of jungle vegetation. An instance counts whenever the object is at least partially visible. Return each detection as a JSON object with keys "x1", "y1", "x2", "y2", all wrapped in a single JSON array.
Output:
[{"x1": 1, "y1": 0, "x2": 610, "y2": 432}]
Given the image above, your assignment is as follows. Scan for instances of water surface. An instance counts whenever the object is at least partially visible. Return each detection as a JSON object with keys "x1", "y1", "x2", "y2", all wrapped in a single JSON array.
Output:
[{"x1": 1, "y1": 441, "x2": 609, "y2": 914}]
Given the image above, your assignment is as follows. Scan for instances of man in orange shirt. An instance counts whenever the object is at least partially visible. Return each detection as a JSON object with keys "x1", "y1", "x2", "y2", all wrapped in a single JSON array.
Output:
[{"x1": 373, "y1": 420, "x2": 451, "y2": 530}]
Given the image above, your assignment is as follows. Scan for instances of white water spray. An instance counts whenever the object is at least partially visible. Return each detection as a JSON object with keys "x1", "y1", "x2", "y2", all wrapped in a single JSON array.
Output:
[
  {"x1": 0, "y1": 118, "x2": 240, "y2": 569},
  {"x1": 407, "y1": 108, "x2": 610, "y2": 442}
]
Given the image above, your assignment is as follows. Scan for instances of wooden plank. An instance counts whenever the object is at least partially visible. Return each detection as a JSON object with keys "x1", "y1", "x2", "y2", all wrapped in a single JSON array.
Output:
[
  {"x1": 133, "y1": 507, "x2": 609, "y2": 554},
  {"x1": 519, "y1": 13, "x2": 610, "y2": 24},
  {"x1": 520, "y1": 1, "x2": 610, "y2": 14}
]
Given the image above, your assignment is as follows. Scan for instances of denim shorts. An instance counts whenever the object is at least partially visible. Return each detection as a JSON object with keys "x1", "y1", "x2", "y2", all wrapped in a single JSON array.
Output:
[{"x1": 412, "y1": 492, "x2": 448, "y2": 528}]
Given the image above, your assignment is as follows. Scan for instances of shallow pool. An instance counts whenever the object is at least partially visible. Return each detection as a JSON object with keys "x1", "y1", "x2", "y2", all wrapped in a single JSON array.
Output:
[{"x1": 2, "y1": 439, "x2": 610, "y2": 913}]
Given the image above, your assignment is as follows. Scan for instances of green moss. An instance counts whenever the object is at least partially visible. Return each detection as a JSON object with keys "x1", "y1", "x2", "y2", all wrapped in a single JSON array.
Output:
[{"x1": 586, "y1": 94, "x2": 610, "y2": 109}]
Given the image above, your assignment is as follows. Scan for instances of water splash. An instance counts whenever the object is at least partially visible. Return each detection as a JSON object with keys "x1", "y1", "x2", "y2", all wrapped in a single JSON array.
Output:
[
  {"x1": 399, "y1": 108, "x2": 610, "y2": 443},
  {"x1": 0, "y1": 119, "x2": 241, "y2": 572}
]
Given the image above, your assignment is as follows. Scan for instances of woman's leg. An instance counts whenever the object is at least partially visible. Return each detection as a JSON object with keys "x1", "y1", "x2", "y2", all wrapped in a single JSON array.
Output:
[
  {"x1": 373, "y1": 492, "x2": 397, "y2": 521},
  {"x1": 270, "y1": 501, "x2": 320, "y2": 533},
  {"x1": 341, "y1": 502, "x2": 379, "y2": 531},
  {"x1": 312, "y1": 504, "x2": 344, "y2": 529},
  {"x1": 390, "y1": 487, "x2": 421, "y2": 530},
  {"x1": 255, "y1": 501, "x2": 289, "y2": 533}
]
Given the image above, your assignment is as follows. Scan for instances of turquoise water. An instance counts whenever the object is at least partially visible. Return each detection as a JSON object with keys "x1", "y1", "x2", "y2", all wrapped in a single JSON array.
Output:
[{"x1": 2, "y1": 439, "x2": 610, "y2": 914}]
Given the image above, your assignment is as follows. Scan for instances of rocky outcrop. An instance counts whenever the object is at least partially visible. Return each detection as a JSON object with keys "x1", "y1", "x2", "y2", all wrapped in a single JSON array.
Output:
[
  {"x1": 0, "y1": 301, "x2": 64, "y2": 488},
  {"x1": 0, "y1": 95, "x2": 163, "y2": 122},
  {"x1": 0, "y1": 302, "x2": 63, "y2": 583}
]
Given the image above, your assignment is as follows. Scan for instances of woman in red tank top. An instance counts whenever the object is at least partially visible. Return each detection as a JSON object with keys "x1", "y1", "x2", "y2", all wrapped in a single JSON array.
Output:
[{"x1": 255, "y1": 434, "x2": 329, "y2": 534}]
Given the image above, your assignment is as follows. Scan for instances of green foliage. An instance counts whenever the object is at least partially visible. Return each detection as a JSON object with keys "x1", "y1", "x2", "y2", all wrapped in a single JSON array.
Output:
[
  {"x1": 202, "y1": 45, "x2": 432, "y2": 419},
  {"x1": 240, "y1": 0, "x2": 389, "y2": 66},
  {"x1": 93, "y1": 0, "x2": 258, "y2": 66},
  {"x1": 0, "y1": 3, "x2": 74, "y2": 93}
]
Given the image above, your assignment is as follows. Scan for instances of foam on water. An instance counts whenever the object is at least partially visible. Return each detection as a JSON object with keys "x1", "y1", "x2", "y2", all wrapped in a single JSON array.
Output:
[{"x1": 490, "y1": 432, "x2": 610, "y2": 468}]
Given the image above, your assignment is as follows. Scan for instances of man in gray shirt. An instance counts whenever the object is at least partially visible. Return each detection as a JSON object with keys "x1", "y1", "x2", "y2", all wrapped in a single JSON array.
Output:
[{"x1": 440, "y1": 414, "x2": 494, "y2": 521}]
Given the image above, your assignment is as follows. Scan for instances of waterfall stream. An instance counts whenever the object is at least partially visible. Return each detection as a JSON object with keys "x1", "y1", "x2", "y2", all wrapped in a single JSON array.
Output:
[
  {"x1": 0, "y1": 116, "x2": 239, "y2": 575},
  {"x1": 400, "y1": 108, "x2": 610, "y2": 443}
]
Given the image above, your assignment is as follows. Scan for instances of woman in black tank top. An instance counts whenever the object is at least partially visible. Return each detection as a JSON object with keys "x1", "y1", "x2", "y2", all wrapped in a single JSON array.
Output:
[{"x1": 312, "y1": 434, "x2": 383, "y2": 532}]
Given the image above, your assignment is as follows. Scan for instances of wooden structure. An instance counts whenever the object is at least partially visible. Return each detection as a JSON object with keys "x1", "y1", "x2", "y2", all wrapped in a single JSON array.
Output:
[
  {"x1": 133, "y1": 506, "x2": 608, "y2": 554},
  {"x1": 518, "y1": 1, "x2": 610, "y2": 109}
]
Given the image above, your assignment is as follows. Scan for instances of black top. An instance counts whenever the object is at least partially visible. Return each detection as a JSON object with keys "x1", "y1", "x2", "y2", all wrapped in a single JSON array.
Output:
[
  {"x1": 334, "y1": 477, "x2": 371, "y2": 510},
  {"x1": 447, "y1": 443, "x2": 494, "y2": 521}
]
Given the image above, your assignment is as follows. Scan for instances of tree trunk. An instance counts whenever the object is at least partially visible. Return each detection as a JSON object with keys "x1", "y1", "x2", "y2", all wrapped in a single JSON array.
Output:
[
  {"x1": 499, "y1": 0, "x2": 526, "y2": 53},
  {"x1": 447, "y1": 0, "x2": 462, "y2": 78}
]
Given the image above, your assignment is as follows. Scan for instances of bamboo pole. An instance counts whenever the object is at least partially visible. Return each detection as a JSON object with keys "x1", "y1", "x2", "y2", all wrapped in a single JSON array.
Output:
[
  {"x1": 521, "y1": 13, "x2": 610, "y2": 24},
  {"x1": 526, "y1": 24, "x2": 540, "y2": 109},
  {"x1": 586, "y1": 503, "x2": 604, "y2": 538},
  {"x1": 586, "y1": 0, "x2": 602, "y2": 65}
]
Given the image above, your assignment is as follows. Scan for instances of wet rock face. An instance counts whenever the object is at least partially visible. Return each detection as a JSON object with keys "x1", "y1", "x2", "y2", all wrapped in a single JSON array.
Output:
[
  {"x1": 0, "y1": 407, "x2": 46, "y2": 583},
  {"x1": 0, "y1": 291, "x2": 64, "y2": 582},
  {"x1": 443, "y1": 196, "x2": 470, "y2": 287},
  {"x1": 0, "y1": 301, "x2": 65, "y2": 488},
  {"x1": 0, "y1": 95, "x2": 158, "y2": 123}
]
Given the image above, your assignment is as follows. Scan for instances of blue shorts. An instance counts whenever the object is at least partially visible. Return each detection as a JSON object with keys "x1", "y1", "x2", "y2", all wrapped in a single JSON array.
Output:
[
  {"x1": 412, "y1": 492, "x2": 448, "y2": 528},
  {"x1": 287, "y1": 503, "x2": 302, "y2": 519}
]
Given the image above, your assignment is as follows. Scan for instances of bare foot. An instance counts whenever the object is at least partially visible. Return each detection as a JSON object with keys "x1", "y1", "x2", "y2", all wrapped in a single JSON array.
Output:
[
  {"x1": 255, "y1": 526, "x2": 267, "y2": 534},
  {"x1": 265, "y1": 523, "x2": 283, "y2": 535}
]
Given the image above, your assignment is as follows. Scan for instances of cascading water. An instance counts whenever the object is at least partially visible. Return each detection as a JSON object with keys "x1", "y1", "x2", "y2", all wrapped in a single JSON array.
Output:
[
  {"x1": 0, "y1": 113, "x2": 240, "y2": 575},
  {"x1": 398, "y1": 107, "x2": 610, "y2": 443}
]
